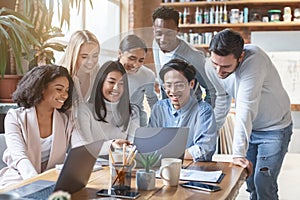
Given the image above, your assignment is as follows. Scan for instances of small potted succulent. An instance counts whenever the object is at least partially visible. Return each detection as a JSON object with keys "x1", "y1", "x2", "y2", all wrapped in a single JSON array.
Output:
[
  {"x1": 48, "y1": 190, "x2": 71, "y2": 200},
  {"x1": 136, "y1": 151, "x2": 162, "y2": 191}
]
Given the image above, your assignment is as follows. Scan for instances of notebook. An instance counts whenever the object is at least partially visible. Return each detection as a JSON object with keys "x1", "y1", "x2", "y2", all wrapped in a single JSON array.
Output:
[
  {"x1": 6, "y1": 139, "x2": 104, "y2": 199},
  {"x1": 133, "y1": 127, "x2": 189, "y2": 168}
]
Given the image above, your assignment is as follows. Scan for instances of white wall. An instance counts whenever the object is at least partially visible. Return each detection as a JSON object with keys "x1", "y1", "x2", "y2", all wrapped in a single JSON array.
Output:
[
  {"x1": 251, "y1": 31, "x2": 300, "y2": 52},
  {"x1": 252, "y1": 31, "x2": 300, "y2": 153}
]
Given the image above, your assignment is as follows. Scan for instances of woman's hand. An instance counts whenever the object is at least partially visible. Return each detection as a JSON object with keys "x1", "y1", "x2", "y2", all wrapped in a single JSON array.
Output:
[
  {"x1": 233, "y1": 157, "x2": 253, "y2": 178},
  {"x1": 111, "y1": 139, "x2": 132, "y2": 149}
]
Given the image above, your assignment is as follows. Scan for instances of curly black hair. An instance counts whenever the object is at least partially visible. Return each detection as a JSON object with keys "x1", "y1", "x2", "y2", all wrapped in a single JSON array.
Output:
[
  {"x1": 12, "y1": 64, "x2": 74, "y2": 112},
  {"x1": 152, "y1": 6, "x2": 179, "y2": 26}
]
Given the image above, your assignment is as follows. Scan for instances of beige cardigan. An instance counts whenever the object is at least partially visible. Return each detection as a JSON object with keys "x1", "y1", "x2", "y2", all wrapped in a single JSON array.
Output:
[{"x1": 0, "y1": 107, "x2": 72, "y2": 188}]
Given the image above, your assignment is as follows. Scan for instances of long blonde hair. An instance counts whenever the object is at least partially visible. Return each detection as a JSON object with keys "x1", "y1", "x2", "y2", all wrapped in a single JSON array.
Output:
[{"x1": 59, "y1": 30, "x2": 100, "y2": 76}]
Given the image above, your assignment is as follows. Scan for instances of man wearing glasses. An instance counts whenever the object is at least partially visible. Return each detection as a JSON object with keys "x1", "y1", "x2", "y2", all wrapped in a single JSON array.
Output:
[{"x1": 148, "y1": 59, "x2": 217, "y2": 161}]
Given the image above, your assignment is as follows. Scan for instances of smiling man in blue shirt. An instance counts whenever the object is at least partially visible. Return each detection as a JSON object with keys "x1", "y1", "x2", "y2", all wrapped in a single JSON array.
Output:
[{"x1": 148, "y1": 59, "x2": 217, "y2": 161}]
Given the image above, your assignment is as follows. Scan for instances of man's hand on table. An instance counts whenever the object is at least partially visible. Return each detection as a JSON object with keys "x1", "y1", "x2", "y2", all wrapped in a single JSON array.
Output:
[{"x1": 233, "y1": 157, "x2": 253, "y2": 178}]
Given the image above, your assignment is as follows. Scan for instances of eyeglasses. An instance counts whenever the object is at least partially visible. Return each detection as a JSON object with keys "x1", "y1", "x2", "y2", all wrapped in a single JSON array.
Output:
[{"x1": 162, "y1": 82, "x2": 188, "y2": 92}]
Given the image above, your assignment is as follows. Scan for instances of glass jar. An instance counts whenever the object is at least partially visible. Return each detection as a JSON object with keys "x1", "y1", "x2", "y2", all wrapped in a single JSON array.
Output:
[{"x1": 268, "y1": 10, "x2": 281, "y2": 22}]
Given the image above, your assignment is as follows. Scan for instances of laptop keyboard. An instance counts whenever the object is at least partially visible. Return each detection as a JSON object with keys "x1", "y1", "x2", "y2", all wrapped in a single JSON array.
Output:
[{"x1": 23, "y1": 184, "x2": 55, "y2": 200}]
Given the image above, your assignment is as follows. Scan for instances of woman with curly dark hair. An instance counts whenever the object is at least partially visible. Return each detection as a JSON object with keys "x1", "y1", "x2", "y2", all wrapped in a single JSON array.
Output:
[{"x1": 0, "y1": 64, "x2": 74, "y2": 187}]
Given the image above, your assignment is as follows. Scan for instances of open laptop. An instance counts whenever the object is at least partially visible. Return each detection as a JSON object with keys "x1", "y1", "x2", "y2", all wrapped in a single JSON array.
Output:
[
  {"x1": 133, "y1": 127, "x2": 189, "y2": 168},
  {"x1": 6, "y1": 139, "x2": 104, "y2": 199}
]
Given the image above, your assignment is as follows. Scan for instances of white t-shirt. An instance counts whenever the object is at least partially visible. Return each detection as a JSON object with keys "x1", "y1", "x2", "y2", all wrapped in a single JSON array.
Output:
[{"x1": 40, "y1": 135, "x2": 53, "y2": 163}]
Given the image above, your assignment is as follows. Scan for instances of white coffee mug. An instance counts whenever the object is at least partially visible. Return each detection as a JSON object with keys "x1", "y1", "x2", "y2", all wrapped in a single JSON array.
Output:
[{"x1": 159, "y1": 158, "x2": 182, "y2": 186}]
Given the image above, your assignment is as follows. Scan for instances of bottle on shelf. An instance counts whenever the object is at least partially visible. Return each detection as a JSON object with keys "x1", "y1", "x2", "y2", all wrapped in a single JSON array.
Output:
[
  {"x1": 219, "y1": 5, "x2": 223, "y2": 24},
  {"x1": 239, "y1": 11, "x2": 244, "y2": 23},
  {"x1": 183, "y1": 7, "x2": 191, "y2": 24},
  {"x1": 215, "y1": 5, "x2": 219, "y2": 24},
  {"x1": 244, "y1": 7, "x2": 249, "y2": 23},
  {"x1": 183, "y1": 7, "x2": 187, "y2": 24},
  {"x1": 187, "y1": 7, "x2": 191, "y2": 24},
  {"x1": 195, "y1": 6, "x2": 202, "y2": 24},
  {"x1": 199, "y1": 8, "x2": 203, "y2": 24},
  {"x1": 179, "y1": 11, "x2": 183, "y2": 24},
  {"x1": 209, "y1": 6, "x2": 215, "y2": 24},
  {"x1": 204, "y1": 8, "x2": 209, "y2": 24},
  {"x1": 223, "y1": 4, "x2": 228, "y2": 24}
]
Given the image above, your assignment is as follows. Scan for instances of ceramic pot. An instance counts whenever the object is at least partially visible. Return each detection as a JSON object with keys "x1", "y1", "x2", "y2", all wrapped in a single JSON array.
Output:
[
  {"x1": 136, "y1": 169, "x2": 155, "y2": 190},
  {"x1": 0, "y1": 75, "x2": 22, "y2": 103}
]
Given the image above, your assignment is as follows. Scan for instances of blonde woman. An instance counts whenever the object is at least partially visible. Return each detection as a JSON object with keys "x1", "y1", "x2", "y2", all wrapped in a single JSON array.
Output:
[{"x1": 59, "y1": 30, "x2": 100, "y2": 102}]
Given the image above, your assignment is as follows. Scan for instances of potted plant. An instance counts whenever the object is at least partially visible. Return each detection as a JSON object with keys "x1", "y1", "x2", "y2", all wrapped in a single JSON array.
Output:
[
  {"x1": 0, "y1": 7, "x2": 39, "y2": 102},
  {"x1": 0, "y1": 0, "x2": 92, "y2": 102},
  {"x1": 136, "y1": 151, "x2": 162, "y2": 191},
  {"x1": 21, "y1": 0, "x2": 67, "y2": 68},
  {"x1": 48, "y1": 190, "x2": 71, "y2": 200},
  {"x1": 17, "y1": 0, "x2": 94, "y2": 68}
]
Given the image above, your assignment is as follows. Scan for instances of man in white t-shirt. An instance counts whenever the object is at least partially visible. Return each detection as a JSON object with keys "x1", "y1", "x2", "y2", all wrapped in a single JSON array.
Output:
[{"x1": 152, "y1": 6, "x2": 216, "y2": 107}]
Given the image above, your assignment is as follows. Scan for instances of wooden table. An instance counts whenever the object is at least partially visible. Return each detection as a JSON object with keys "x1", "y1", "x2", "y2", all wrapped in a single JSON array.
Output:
[{"x1": 0, "y1": 160, "x2": 246, "y2": 200}]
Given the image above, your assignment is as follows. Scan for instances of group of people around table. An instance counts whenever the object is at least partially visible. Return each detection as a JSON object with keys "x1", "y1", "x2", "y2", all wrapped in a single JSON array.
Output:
[{"x1": 0, "y1": 6, "x2": 293, "y2": 200}]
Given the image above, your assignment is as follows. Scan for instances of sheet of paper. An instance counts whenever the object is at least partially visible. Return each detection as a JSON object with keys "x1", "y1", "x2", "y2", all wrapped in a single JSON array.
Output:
[
  {"x1": 156, "y1": 169, "x2": 223, "y2": 183},
  {"x1": 179, "y1": 169, "x2": 223, "y2": 182}
]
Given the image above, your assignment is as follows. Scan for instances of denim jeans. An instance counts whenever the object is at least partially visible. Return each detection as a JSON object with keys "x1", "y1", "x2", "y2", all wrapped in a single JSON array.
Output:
[{"x1": 246, "y1": 123, "x2": 293, "y2": 200}]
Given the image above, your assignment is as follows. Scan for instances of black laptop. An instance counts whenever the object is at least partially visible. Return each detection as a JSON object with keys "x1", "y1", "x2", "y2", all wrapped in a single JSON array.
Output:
[{"x1": 4, "y1": 140, "x2": 104, "y2": 200}]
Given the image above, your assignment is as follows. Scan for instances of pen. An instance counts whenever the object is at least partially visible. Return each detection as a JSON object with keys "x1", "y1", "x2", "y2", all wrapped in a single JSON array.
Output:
[
  {"x1": 126, "y1": 145, "x2": 136, "y2": 165},
  {"x1": 128, "y1": 150, "x2": 138, "y2": 166},
  {"x1": 123, "y1": 144, "x2": 126, "y2": 165},
  {"x1": 108, "y1": 149, "x2": 115, "y2": 165}
]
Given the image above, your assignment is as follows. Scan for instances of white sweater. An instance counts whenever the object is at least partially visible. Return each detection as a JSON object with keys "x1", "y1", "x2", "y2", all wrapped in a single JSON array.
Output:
[
  {"x1": 71, "y1": 102, "x2": 140, "y2": 155},
  {"x1": 205, "y1": 44, "x2": 292, "y2": 157}
]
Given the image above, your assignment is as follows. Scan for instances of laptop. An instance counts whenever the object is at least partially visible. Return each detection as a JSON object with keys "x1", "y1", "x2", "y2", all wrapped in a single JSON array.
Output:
[
  {"x1": 133, "y1": 127, "x2": 189, "y2": 168},
  {"x1": 6, "y1": 139, "x2": 104, "y2": 199}
]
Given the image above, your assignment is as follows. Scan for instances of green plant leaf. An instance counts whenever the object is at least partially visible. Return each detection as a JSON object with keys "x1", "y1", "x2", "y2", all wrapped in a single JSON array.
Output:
[
  {"x1": 0, "y1": 7, "x2": 39, "y2": 76},
  {"x1": 137, "y1": 151, "x2": 162, "y2": 172}
]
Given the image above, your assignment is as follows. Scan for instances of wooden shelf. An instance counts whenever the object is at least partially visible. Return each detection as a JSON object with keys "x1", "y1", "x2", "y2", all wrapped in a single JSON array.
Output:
[
  {"x1": 179, "y1": 21, "x2": 300, "y2": 32},
  {"x1": 161, "y1": 0, "x2": 300, "y2": 7},
  {"x1": 180, "y1": 21, "x2": 300, "y2": 29},
  {"x1": 164, "y1": 0, "x2": 300, "y2": 43}
]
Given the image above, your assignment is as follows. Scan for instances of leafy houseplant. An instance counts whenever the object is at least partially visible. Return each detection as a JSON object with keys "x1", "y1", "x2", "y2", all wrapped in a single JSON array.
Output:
[
  {"x1": 0, "y1": 0, "x2": 93, "y2": 102},
  {"x1": 0, "y1": 7, "x2": 38, "y2": 76},
  {"x1": 20, "y1": 0, "x2": 69, "y2": 68},
  {"x1": 48, "y1": 190, "x2": 71, "y2": 200},
  {"x1": 136, "y1": 151, "x2": 162, "y2": 191},
  {"x1": 0, "y1": 7, "x2": 39, "y2": 102},
  {"x1": 138, "y1": 151, "x2": 162, "y2": 173}
]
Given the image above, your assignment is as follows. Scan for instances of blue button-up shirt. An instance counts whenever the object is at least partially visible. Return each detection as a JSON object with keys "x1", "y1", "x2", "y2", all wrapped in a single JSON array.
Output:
[{"x1": 148, "y1": 96, "x2": 217, "y2": 161}]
